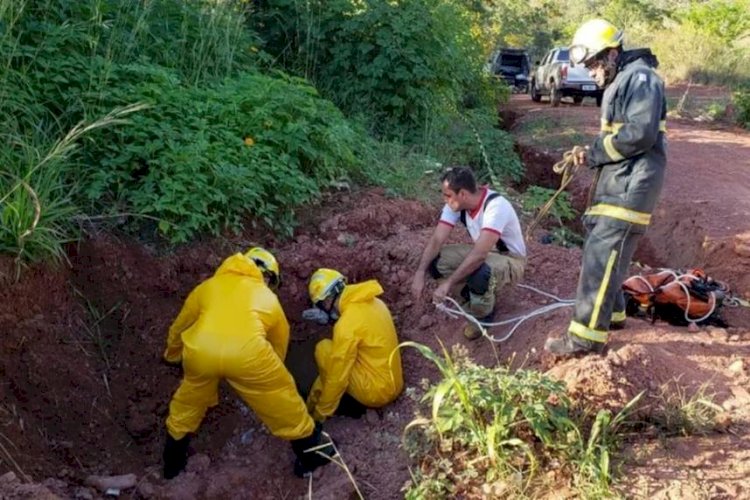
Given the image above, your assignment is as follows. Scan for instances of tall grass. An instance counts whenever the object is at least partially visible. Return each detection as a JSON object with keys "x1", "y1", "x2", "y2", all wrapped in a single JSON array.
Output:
[{"x1": 0, "y1": 104, "x2": 146, "y2": 273}]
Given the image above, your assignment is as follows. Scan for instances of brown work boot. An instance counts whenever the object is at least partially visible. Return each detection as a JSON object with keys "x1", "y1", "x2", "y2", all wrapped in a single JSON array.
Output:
[
  {"x1": 462, "y1": 311, "x2": 494, "y2": 340},
  {"x1": 463, "y1": 323, "x2": 483, "y2": 340},
  {"x1": 468, "y1": 274, "x2": 497, "y2": 319}
]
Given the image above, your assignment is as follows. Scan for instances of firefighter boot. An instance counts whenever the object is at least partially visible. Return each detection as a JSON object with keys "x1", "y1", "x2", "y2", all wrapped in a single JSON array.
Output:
[
  {"x1": 163, "y1": 434, "x2": 190, "y2": 479},
  {"x1": 291, "y1": 423, "x2": 336, "y2": 478},
  {"x1": 544, "y1": 333, "x2": 604, "y2": 356}
]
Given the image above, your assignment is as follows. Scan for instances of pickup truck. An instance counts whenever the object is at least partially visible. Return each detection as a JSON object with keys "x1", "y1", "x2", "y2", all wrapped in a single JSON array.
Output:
[{"x1": 529, "y1": 47, "x2": 603, "y2": 107}]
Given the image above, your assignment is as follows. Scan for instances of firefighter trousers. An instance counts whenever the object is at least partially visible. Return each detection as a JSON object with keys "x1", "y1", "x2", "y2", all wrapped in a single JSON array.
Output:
[{"x1": 568, "y1": 218, "x2": 642, "y2": 344}]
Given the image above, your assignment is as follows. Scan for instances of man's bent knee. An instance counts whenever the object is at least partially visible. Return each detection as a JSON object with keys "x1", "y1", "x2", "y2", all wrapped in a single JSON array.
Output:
[{"x1": 466, "y1": 263, "x2": 492, "y2": 294}]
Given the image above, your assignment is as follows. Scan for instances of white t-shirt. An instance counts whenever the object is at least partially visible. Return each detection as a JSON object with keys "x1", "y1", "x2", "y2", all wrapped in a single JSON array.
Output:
[{"x1": 439, "y1": 187, "x2": 526, "y2": 257}]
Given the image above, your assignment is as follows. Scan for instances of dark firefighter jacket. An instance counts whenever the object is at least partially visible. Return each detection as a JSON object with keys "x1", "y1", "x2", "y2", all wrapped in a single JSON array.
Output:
[{"x1": 586, "y1": 49, "x2": 667, "y2": 232}]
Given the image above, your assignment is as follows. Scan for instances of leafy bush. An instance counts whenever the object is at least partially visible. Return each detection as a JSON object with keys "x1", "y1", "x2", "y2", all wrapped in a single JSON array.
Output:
[
  {"x1": 401, "y1": 342, "x2": 641, "y2": 498},
  {"x1": 0, "y1": 0, "x2": 375, "y2": 252},
  {"x1": 734, "y1": 86, "x2": 750, "y2": 128},
  {"x1": 429, "y1": 108, "x2": 523, "y2": 185},
  {"x1": 4, "y1": 0, "x2": 260, "y2": 88},
  {"x1": 523, "y1": 186, "x2": 576, "y2": 224},
  {"x1": 80, "y1": 67, "x2": 370, "y2": 242},
  {"x1": 255, "y1": 0, "x2": 497, "y2": 138}
]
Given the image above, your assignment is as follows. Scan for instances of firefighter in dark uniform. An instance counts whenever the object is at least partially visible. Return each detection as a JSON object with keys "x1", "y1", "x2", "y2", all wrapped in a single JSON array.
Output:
[{"x1": 545, "y1": 19, "x2": 667, "y2": 355}]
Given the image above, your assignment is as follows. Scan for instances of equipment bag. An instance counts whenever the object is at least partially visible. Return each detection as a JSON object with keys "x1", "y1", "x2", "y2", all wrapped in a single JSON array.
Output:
[{"x1": 622, "y1": 268, "x2": 729, "y2": 326}]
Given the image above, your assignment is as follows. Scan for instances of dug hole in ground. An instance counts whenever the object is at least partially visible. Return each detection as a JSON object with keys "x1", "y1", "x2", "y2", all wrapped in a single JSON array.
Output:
[{"x1": 1, "y1": 89, "x2": 749, "y2": 499}]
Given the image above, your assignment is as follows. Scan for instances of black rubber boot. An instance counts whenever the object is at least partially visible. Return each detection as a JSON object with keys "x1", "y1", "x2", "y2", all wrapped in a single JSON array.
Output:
[
  {"x1": 334, "y1": 393, "x2": 367, "y2": 419},
  {"x1": 163, "y1": 434, "x2": 190, "y2": 479},
  {"x1": 291, "y1": 423, "x2": 336, "y2": 478},
  {"x1": 609, "y1": 319, "x2": 626, "y2": 330},
  {"x1": 544, "y1": 333, "x2": 605, "y2": 356}
]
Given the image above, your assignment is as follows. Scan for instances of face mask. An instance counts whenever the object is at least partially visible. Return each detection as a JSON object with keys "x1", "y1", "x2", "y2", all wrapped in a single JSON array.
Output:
[
  {"x1": 302, "y1": 308, "x2": 331, "y2": 325},
  {"x1": 302, "y1": 302, "x2": 340, "y2": 325}
]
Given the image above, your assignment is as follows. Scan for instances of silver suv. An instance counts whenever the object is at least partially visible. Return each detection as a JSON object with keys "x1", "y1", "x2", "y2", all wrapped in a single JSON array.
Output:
[{"x1": 529, "y1": 47, "x2": 603, "y2": 107}]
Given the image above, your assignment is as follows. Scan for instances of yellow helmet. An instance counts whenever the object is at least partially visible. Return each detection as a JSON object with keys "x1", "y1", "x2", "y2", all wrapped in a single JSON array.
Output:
[
  {"x1": 308, "y1": 268, "x2": 346, "y2": 305},
  {"x1": 245, "y1": 247, "x2": 280, "y2": 287},
  {"x1": 569, "y1": 19, "x2": 623, "y2": 66}
]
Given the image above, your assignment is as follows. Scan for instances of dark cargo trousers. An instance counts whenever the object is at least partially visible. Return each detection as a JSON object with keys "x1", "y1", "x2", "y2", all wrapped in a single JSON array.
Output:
[{"x1": 568, "y1": 218, "x2": 642, "y2": 344}]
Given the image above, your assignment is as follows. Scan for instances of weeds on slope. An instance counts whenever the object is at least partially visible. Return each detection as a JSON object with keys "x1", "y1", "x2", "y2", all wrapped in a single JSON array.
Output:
[{"x1": 400, "y1": 341, "x2": 642, "y2": 499}]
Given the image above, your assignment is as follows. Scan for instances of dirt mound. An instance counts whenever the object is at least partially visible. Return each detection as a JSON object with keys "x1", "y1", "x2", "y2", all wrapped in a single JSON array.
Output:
[{"x1": 546, "y1": 343, "x2": 731, "y2": 415}]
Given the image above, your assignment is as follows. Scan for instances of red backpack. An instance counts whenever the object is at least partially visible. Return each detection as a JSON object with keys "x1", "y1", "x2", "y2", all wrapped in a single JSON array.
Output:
[{"x1": 622, "y1": 268, "x2": 729, "y2": 326}]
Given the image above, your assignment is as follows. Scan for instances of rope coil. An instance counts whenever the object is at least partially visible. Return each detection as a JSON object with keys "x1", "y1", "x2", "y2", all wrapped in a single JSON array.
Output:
[{"x1": 525, "y1": 146, "x2": 601, "y2": 242}]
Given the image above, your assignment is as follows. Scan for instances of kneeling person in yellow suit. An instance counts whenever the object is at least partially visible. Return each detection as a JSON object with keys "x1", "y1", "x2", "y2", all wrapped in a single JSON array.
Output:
[
  {"x1": 162, "y1": 248, "x2": 333, "y2": 479},
  {"x1": 302, "y1": 269, "x2": 404, "y2": 421}
]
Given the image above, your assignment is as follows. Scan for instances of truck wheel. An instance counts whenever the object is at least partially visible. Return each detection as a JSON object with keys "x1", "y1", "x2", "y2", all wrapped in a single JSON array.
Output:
[
  {"x1": 550, "y1": 86, "x2": 561, "y2": 107},
  {"x1": 530, "y1": 80, "x2": 541, "y2": 102},
  {"x1": 573, "y1": 96, "x2": 583, "y2": 105}
]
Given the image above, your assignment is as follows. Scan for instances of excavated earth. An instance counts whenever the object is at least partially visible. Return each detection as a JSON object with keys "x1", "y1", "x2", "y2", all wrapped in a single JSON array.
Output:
[{"x1": 1, "y1": 87, "x2": 749, "y2": 499}]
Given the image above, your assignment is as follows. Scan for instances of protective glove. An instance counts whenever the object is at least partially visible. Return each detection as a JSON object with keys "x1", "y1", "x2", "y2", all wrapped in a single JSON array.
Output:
[
  {"x1": 570, "y1": 145, "x2": 588, "y2": 167},
  {"x1": 302, "y1": 308, "x2": 330, "y2": 325},
  {"x1": 162, "y1": 347, "x2": 182, "y2": 366}
]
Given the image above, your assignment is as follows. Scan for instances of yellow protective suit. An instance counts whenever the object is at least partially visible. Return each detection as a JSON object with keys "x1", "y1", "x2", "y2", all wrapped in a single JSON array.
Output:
[
  {"x1": 163, "y1": 253, "x2": 314, "y2": 441},
  {"x1": 307, "y1": 280, "x2": 404, "y2": 420}
]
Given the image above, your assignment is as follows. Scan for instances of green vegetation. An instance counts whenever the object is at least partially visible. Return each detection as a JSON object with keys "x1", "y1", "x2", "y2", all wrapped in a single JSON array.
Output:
[
  {"x1": 523, "y1": 186, "x2": 576, "y2": 225},
  {"x1": 3, "y1": 0, "x2": 749, "y2": 265},
  {"x1": 514, "y1": 116, "x2": 591, "y2": 151},
  {"x1": 734, "y1": 86, "x2": 750, "y2": 128},
  {"x1": 650, "y1": 380, "x2": 724, "y2": 437},
  {"x1": 1, "y1": 0, "x2": 523, "y2": 265},
  {"x1": 401, "y1": 342, "x2": 642, "y2": 498}
]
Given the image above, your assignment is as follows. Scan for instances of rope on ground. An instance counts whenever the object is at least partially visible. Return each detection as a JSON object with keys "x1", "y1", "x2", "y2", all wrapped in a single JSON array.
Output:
[
  {"x1": 525, "y1": 146, "x2": 594, "y2": 241},
  {"x1": 435, "y1": 284, "x2": 575, "y2": 343}
]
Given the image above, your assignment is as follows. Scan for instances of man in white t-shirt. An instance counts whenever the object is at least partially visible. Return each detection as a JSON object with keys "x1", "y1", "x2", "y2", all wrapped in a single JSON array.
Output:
[{"x1": 411, "y1": 167, "x2": 527, "y2": 339}]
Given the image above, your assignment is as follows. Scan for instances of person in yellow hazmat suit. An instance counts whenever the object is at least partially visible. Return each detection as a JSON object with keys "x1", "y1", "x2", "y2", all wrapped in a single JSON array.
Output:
[
  {"x1": 162, "y1": 248, "x2": 334, "y2": 479},
  {"x1": 301, "y1": 268, "x2": 404, "y2": 421}
]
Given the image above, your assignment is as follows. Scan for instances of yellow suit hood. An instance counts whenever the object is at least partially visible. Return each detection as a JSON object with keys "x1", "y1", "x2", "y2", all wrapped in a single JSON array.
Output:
[
  {"x1": 338, "y1": 280, "x2": 383, "y2": 311},
  {"x1": 214, "y1": 253, "x2": 264, "y2": 281}
]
